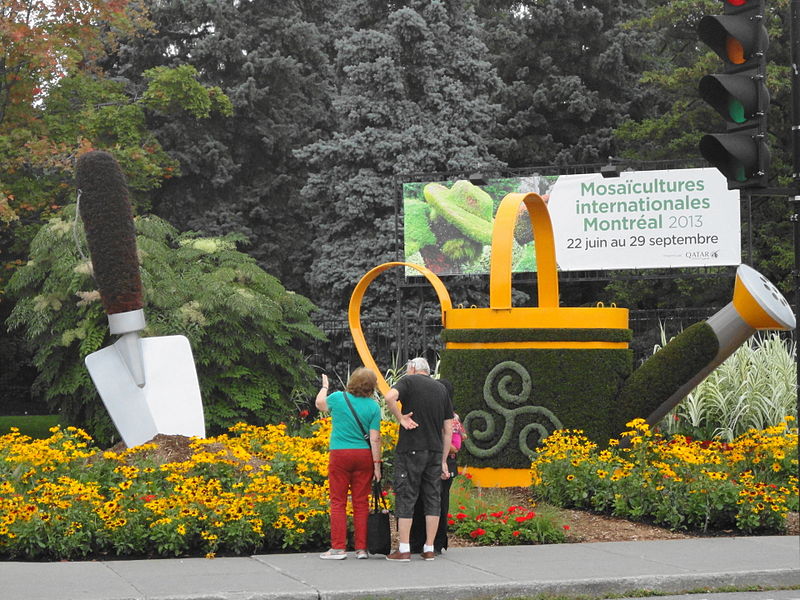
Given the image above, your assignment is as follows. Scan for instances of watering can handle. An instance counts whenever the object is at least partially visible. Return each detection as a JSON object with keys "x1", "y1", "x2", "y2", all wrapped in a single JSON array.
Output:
[
  {"x1": 348, "y1": 262, "x2": 453, "y2": 396},
  {"x1": 489, "y1": 192, "x2": 558, "y2": 309}
]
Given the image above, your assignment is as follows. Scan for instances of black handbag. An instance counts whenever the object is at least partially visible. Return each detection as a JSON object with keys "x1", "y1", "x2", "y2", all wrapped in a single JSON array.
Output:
[{"x1": 367, "y1": 480, "x2": 392, "y2": 555}]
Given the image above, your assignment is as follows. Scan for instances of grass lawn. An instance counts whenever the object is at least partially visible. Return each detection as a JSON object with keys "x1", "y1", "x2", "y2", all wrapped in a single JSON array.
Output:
[{"x1": 0, "y1": 414, "x2": 61, "y2": 438}]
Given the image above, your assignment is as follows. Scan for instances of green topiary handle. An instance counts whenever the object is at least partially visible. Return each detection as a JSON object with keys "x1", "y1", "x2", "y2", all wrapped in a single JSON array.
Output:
[{"x1": 76, "y1": 151, "x2": 143, "y2": 316}]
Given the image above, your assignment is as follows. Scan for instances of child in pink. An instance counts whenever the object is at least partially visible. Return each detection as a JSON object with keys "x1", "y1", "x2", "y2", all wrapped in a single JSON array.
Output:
[{"x1": 449, "y1": 413, "x2": 465, "y2": 458}]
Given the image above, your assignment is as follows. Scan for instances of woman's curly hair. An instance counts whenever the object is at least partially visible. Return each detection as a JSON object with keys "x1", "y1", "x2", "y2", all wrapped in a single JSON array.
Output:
[{"x1": 346, "y1": 367, "x2": 378, "y2": 397}]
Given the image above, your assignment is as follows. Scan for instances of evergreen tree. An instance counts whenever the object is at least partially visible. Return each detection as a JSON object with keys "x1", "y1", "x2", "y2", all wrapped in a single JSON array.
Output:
[
  {"x1": 105, "y1": 0, "x2": 336, "y2": 294},
  {"x1": 298, "y1": 0, "x2": 505, "y2": 320},
  {"x1": 477, "y1": 0, "x2": 653, "y2": 167}
]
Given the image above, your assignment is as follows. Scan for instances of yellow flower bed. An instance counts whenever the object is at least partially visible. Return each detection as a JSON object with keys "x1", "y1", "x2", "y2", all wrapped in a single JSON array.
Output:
[
  {"x1": 531, "y1": 417, "x2": 798, "y2": 533},
  {"x1": 0, "y1": 419, "x2": 399, "y2": 560}
]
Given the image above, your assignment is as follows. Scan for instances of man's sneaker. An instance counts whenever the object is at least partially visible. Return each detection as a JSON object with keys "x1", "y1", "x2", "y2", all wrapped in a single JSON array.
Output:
[
  {"x1": 385, "y1": 550, "x2": 411, "y2": 562},
  {"x1": 420, "y1": 551, "x2": 435, "y2": 561}
]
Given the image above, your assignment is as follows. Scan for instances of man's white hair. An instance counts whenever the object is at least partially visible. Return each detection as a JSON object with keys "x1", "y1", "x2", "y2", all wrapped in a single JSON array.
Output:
[{"x1": 407, "y1": 357, "x2": 430, "y2": 373}]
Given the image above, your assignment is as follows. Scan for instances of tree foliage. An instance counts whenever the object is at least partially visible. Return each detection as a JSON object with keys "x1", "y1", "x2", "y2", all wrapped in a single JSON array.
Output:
[
  {"x1": 477, "y1": 0, "x2": 654, "y2": 167},
  {"x1": 103, "y1": 0, "x2": 336, "y2": 294},
  {"x1": 6, "y1": 207, "x2": 324, "y2": 444},
  {"x1": 612, "y1": 0, "x2": 794, "y2": 300},
  {"x1": 0, "y1": 2, "x2": 233, "y2": 294},
  {"x1": 0, "y1": 1, "x2": 234, "y2": 416},
  {"x1": 298, "y1": 0, "x2": 505, "y2": 320}
]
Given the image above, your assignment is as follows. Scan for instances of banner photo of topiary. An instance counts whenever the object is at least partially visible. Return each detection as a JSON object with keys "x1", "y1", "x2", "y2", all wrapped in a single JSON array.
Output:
[
  {"x1": 352, "y1": 192, "x2": 796, "y2": 488},
  {"x1": 403, "y1": 176, "x2": 555, "y2": 276}
]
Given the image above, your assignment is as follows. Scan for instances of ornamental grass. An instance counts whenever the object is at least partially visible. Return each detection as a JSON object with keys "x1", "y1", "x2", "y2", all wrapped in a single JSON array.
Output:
[
  {"x1": 531, "y1": 417, "x2": 799, "y2": 534},
  {"x1": 0, "y1": 419, "x2": 398, "y2": 560}
]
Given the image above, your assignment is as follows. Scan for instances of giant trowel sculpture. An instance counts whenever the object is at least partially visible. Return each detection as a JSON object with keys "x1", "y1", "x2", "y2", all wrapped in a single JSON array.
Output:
[{"x1": 77, "y1": 150, "x2": 205, "y2": 447}]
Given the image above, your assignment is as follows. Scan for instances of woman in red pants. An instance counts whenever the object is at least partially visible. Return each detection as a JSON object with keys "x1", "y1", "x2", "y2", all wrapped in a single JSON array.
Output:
[{"x1": 316, "y1": 368, "x2": 382, "y2": 559}]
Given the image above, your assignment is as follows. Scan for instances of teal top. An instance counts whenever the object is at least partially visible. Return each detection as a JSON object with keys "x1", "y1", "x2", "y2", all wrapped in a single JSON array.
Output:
[{"x1": 327, "y1": 391, "x2": 381, "y2": 450}]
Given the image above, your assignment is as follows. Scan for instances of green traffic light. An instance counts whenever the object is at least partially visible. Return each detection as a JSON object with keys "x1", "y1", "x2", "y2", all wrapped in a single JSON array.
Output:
[{"x1": 727, "y1": 98, "x2": 745, "y2": 123}]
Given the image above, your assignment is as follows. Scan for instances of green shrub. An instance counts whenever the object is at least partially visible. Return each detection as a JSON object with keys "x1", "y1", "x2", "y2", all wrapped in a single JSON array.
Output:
[{"x1": 6, "y1": 207, "x2": 325, "y2": 444}]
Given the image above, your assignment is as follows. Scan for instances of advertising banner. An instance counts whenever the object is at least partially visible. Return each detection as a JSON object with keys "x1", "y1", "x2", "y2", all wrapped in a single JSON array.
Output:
[
  {"x1": 548, "y1": 168, "x2": 741, "y2": 270},
  {"x1": 402, "y1": 168, "x2": 740, "y2": 276}
]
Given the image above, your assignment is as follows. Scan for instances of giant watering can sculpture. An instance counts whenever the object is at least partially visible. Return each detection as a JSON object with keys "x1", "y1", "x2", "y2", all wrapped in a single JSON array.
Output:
[{"x1": 350, "y1": 191, "x2": 796, "y2": 487}]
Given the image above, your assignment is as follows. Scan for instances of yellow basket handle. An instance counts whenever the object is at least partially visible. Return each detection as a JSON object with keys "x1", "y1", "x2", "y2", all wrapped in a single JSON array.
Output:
[
  {"x1": 348, "y1": 261, "x2": 453, "y2": 396},
  {"x1": 489, "y1": 192, "x2": 558, "y2": 309}
]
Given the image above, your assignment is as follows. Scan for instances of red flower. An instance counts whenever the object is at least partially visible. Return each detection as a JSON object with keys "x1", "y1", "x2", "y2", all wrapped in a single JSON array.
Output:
[
  {"x1": 298, "y1": 409, "x2": 309, "y2": 418},
  {"x1": 515, "y1": 516, "x2": 527, "y2": 523},
  {"x1": 466, "y1": 473, "x2": 473, "y2": 479},
  {"x1": 456, "y1": 513, "x2": 467, "y2": 520},
  {"x1": 469, "y1": 528, "x2": 486, "y2": 538},
  {"x1": 140, "y1": 495, "x2": 157, "y2": 502},
  {"x1": 563, "y1": 525, "x2": 571, "y2": 530},
  {"x1": 476, "y1": 513, "x2": 487, "y2": 521},
  {"x1": 448, "y1": 519, "x2": 455, "y2": 526},
  {"x1": 490, "y1": 511, "x2": 504, "y2": 518},
  {"x1": 381, "y1": 491, "x2": 388, "y2": 497},
  {"x1": 512, "y1": 531, "x2": 520, "y2": 537}
]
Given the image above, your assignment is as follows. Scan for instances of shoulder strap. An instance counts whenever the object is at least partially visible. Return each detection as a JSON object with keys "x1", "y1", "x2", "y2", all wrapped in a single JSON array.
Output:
[{"x1": 343, "y1": 391, "x2": 370, "y2": 448}]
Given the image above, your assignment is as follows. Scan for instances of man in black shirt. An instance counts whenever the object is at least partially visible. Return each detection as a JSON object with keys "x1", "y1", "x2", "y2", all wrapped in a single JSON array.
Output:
[{"x1": 384, "y1": 357, "x2": 453, "y2": 561}]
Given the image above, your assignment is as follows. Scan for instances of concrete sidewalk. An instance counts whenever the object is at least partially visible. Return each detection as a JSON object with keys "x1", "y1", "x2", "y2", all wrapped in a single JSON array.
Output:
[{"x1": 1, "y1": 536, "x2": 798, "y2": 600}]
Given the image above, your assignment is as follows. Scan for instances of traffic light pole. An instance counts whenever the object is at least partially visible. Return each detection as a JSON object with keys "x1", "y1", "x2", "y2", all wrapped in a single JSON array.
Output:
[
  {"x1": 793, "y1": 0, "x2": 800, "y2": 177},
  {"x1": 791, "y1": 0, "x2": 800, "y2": 465}
]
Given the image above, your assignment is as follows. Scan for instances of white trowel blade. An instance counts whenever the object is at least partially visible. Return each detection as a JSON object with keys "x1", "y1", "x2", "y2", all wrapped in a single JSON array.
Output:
[{"x1": 85, "y1": 335, "x2": 205, "y2": 448}]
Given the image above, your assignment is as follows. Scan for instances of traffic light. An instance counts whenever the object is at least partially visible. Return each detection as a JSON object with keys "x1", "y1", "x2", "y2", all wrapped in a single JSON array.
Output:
[{"x1": 698, "y1": 0, "x2": 770, "y2": 189}]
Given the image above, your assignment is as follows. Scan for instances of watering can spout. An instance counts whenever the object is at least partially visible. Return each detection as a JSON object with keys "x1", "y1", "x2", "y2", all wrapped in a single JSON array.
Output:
[{"x1": 616, "y1": 264, "x2": 795, "y2": 431}]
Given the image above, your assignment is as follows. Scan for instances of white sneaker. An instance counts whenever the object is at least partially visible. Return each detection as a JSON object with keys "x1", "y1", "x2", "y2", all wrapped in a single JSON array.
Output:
[{"x1": 319, "y1": 549, "x2": 347, "y2": 560}]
